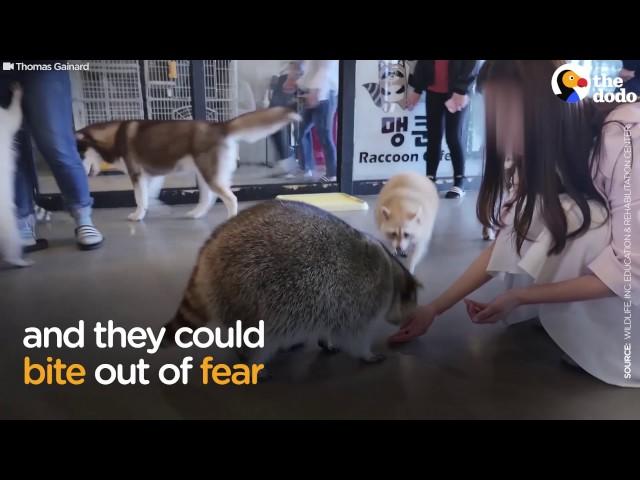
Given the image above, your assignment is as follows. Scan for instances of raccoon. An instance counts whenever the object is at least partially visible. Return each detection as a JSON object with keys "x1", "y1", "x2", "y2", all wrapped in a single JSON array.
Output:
[{"x1": 163, "y1": 200, "x2": 420, "y2": 366}]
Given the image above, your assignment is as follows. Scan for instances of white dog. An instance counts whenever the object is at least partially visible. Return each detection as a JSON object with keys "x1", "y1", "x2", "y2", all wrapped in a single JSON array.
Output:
[
  {"x1": 375, "y1": 172, "x2": 439, "y2": 273},
  {"x1": 0, "y1": 83, "x2": 31, "y2": 268}
]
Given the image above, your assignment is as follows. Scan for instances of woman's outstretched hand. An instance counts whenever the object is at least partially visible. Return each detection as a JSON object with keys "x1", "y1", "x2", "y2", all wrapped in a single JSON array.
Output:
[{"x1": 388, "y1": 304, "x2": 437, "y2": 344}]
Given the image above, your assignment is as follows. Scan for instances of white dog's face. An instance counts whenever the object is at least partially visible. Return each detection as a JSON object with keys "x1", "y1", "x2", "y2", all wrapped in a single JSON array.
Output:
[{"x1": 379, "y1": 206, "x2": 422, "y2": 257}]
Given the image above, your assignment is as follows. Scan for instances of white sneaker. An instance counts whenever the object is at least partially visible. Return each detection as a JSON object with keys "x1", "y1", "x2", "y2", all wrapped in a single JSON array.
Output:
[
  {"x1": 75, "y1": 224, "x2": 104, "y2": 250},
  {"x1": 445, "y1": 185, "x2": 466, "y2": 199},
  {"x1": 271, "y1": 157, "x2": 297, "y2": 177},
  {"x1": 304, "y1": 170, "x2": 314, "y2": 178}
]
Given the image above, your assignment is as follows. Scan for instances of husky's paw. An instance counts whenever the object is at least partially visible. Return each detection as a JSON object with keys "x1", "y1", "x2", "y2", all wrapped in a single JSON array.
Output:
[
  {"x1": 127, "y1": 210, "x2": 146, "y2": 222},
  {"x1": 185, "y1": 207, "x2": 208, "y2": 219},
  {"x1": 318, "y1": 339, "x2": 340, "y2": 354},
  {"x1": 35, "y1": 206, "x2": 52, "y2": 222},
  {"x1": 361, "y1": 352, "x2": 387, "y2": 364}
]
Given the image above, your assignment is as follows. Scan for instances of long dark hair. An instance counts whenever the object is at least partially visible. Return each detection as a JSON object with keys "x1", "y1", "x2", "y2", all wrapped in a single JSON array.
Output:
[{"x1": 476, "y1": 60, "x2": 614, "y2": 255}]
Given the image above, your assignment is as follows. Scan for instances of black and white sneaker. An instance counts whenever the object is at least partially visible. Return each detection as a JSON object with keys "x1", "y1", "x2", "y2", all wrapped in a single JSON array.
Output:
[
  {"x1": 75, "y1": 225, "x2": 104, "y2": 250},
  {"x1": 445, "y1": 185, "x2": 466, "y2": 199}
]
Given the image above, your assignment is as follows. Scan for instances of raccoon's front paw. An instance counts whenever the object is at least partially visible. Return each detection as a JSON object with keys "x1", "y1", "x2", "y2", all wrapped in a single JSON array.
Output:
[
  {"x1": 318, "y1": 339, "x2": 340, "y2": 354},
  {"x1": 361, "y1": 352, "x2": 387, "y2": 364},
  {"x1": 256, "y1": 367, "x2": 273, "y2": 382},
  {"x1": 283, "y1": 342, "x2": 306, "y2": 353},
  {"x1": 127, "y1": 209, "x2": 146, "y2": 222}
]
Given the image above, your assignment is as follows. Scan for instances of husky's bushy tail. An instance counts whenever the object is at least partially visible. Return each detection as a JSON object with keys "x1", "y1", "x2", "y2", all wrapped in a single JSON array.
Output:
[{"x1": 224, "y1": 106, "x2": 301, "y2": 144}]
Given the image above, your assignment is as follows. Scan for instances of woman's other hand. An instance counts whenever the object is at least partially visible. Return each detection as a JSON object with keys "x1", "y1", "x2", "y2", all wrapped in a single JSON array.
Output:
[
  {"x1": 465, "y1": 291, "x2": 521, "y2": 324},
  {"x1": 450, "y1": 92, "x2": 469, "y2": 111}
]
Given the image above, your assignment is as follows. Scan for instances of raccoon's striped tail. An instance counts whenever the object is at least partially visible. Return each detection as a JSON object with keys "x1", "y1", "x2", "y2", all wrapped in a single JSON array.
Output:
[{"x1": 161, "y1": 289, "x2": 208, "y2": 348}]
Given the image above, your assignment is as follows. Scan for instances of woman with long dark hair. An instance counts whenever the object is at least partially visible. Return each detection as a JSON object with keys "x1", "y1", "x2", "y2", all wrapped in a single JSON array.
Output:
[{"x1": 390, "y1": 60, "x2": 640, "y2": 387}]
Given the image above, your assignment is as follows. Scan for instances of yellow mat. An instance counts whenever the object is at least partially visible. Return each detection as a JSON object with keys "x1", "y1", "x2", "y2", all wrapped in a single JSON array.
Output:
[{"x1": 276, "y1": 192, "x2": 369, "y2": 212}]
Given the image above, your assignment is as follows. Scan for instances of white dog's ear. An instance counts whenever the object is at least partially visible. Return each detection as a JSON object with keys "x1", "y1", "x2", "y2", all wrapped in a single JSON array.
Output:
[
  {"x1": 381, "y1": 206, "x2": 391, "y2": 220},
  {"x1": 407, "y1": 206, "x2": 422, "y2": 223}
]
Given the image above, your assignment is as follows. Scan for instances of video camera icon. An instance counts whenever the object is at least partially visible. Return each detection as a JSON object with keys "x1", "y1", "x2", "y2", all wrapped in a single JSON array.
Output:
[{"x1": 3, "y1": 62, "x2": 15, "y2": 71}]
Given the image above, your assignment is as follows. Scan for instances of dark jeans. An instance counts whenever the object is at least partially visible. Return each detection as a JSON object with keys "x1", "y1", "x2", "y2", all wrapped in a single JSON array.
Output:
[
  {"x1": 268, "y1": 75, "x2": 296, "y2": 161},
  {"x1": 0, "y1": 70, "x2": 92, "y2": 219},
  {"x1": 271, "y1": 124, "x2": 294, "y2": 161},
  {"x1": 426, "y1": 91, "x2": 465, "y2": 186},
  {"x1": 300, "y1": 92, "x2": 337, "y2": 177}
]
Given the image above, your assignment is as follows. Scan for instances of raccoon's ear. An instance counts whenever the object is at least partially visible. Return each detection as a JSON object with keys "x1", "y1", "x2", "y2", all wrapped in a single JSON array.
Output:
[
  {"x1": 75, "y1": 132, "x2": 85, "y2": 141},
  {"x1": 407, "y1": 206, "x2": 422, "y2": 222},
  {"x1": 381, "y1": 206, "x2": 391, "y2": 220}
]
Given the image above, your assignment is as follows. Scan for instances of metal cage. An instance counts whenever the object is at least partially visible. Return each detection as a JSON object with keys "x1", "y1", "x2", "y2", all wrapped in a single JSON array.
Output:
[
  {"x1": 69, "y1": 60, "x2": 239, "y2": 126},
  {"x1": 144, "y1": 60, "x2": 238, "y2": 121},
  {"x1": 69, "y1": 60, "x2": 145, "y2": 129},
  {"x1": 205, "y1": 60, "x2": 238, "y2": 121}
]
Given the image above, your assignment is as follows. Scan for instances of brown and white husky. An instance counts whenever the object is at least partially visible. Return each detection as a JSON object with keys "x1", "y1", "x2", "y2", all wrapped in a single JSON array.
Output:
[{"x1": 75, "y1": 107, "x2": 301, "y2": 221}]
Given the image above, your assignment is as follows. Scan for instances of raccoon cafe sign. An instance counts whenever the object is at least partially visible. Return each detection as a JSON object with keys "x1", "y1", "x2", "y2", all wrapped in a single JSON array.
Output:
[{"x1": 352, "y1": 60, "x2": 450, "y2": 181}]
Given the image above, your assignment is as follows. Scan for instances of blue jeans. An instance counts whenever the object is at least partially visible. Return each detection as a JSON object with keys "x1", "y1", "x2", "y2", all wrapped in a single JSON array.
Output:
[
  {"x1": 1, "y1": 70, "x2": 92, "y2": 221},
  {"x1": 299, "y1": 92, "x2": 337, "y2": 177}
]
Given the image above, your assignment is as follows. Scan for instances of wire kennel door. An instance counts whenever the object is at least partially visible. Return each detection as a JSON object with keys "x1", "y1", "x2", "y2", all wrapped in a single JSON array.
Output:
[
  {"x1": 204, "y1": 60, "x2": 238, "y2": 121},
  {"x1": 144, "y1": 60, "x2": 238, "y2": 121},
  {"x1": 70, "y1": 60, "x2": 145, "y2": 129}
]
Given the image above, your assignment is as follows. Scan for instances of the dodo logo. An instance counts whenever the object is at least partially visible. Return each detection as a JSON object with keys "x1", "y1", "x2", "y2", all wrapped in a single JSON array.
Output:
[{"x1": 551, "y1": 63, "x2": 589, "y2": 103}]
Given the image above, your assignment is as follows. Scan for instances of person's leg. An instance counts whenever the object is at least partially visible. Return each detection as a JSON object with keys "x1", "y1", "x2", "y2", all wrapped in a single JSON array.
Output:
[
  {"x1": 298, "y1": 106, "x2": 316, "y2": 176},
  {"x1": 0, "y1": 74, "x2": 46, "y2": 251},
  {"x1": 21, "y1": 70, "x2": 103, "y2": 249},
  {"x1": 312, "y1": 93, "x2": 337, "y2": 180},
  {"x1": 13, "y1": 127, "x2": 37, "y2": 220},
  {"x1": 444, "y1": 106, "x2": 466, "y2": 198},
  {"x1": 13, "y1": 127, "x2": 49, "y2": 251},
  {"x1": 425, "y1": 91, "x2": 446, "y2": 181},
  {"x1": 270, "y1": 128, "x2": 289, "y2": 161}
]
